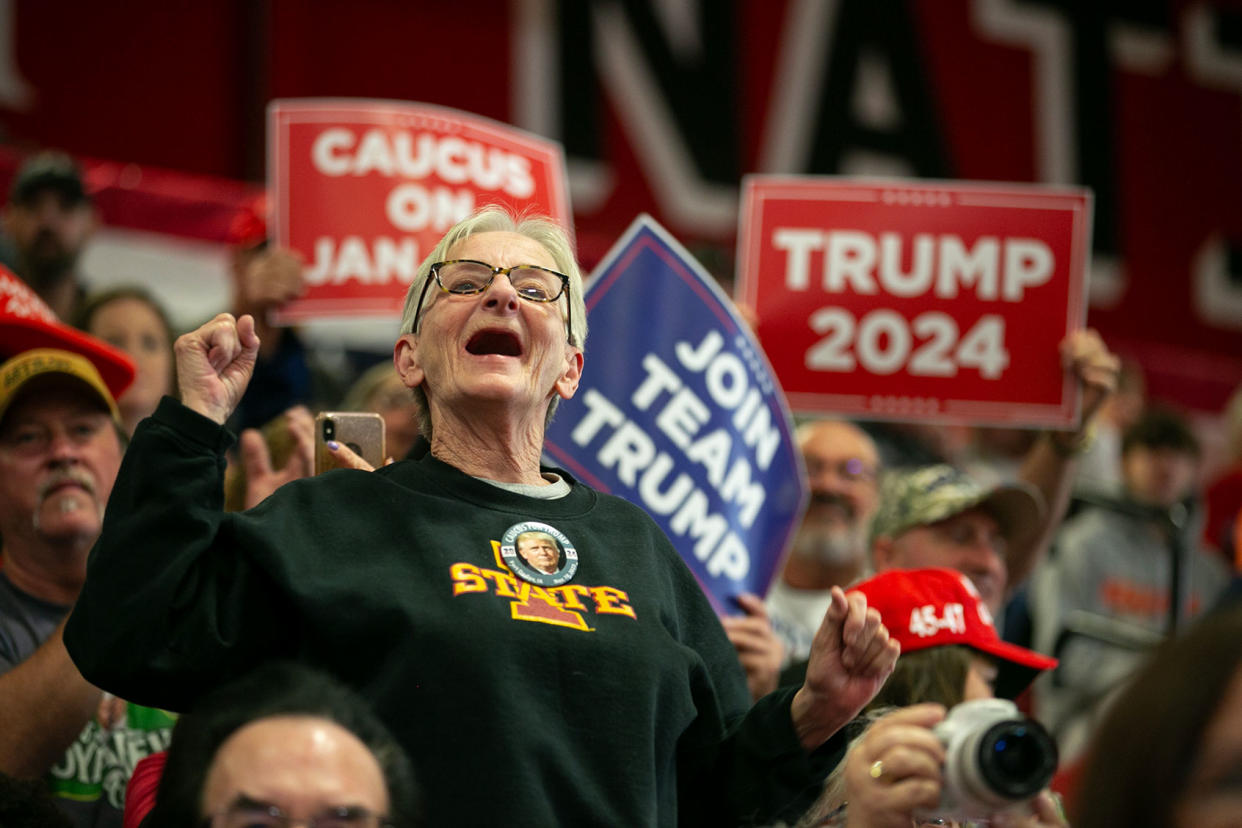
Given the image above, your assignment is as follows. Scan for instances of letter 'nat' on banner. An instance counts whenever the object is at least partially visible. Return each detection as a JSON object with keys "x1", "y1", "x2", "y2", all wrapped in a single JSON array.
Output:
[{"x1": 736, "y1": 176, "x2": 1092, "y2": 429}]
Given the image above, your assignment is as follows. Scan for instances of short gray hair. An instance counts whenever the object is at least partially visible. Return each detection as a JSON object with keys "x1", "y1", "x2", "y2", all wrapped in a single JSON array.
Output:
[{"x1": 397, "y1": 206, "x2": 588, "y2": 441}]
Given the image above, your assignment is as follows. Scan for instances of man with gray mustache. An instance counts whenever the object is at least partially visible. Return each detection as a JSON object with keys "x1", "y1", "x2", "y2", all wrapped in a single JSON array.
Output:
[
  {"x1": 32, "y1": 467, "x2": 98, "y2": 530},
  {"x1": 723, "y1": 419, "x2": 881, "y2": 700},
  {"x1": 0, "y1": 330, "x2": 175, "y2": 826},
  {"x1": 766, "y1": 420, "x2": 882, "y2": 665},
  {"x1": 0, "y1": 349, "x2": 121, "y2": 764}
]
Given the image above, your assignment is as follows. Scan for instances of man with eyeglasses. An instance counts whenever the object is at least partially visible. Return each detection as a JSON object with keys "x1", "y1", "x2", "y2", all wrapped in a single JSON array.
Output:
[
  {"x1": 869, "y1": 331, "x2": 1121, "y2": 622},
  {"x1": 0, "y1": 276, "x2": 176, "y2": 827},
  {"x1": 726, "y1": 420, "x2": 882, "y2": 698},
  {"x1": 868, "y1": 465, "x2": 1043, "y2": 618}
]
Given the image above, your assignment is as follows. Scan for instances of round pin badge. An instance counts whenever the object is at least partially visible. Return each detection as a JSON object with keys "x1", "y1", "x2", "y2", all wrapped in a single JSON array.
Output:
[{"x1": 500, "y1": 521, "x2": 578, "y2": 587}]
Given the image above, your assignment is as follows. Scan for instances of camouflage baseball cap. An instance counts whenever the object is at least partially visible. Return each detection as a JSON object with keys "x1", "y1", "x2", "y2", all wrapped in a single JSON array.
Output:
[{"x1": 870, "y1": 464, "x2": 1045, "y2": 544}]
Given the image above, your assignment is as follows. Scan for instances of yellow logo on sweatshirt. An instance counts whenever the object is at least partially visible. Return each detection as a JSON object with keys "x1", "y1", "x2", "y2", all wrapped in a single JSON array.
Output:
[{"x1": 449, "y1": 542, "x2": 636, "y2": 630}]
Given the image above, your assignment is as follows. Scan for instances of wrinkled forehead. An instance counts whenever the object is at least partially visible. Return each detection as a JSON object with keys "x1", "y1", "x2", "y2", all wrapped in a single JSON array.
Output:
[{"x1": 447, "y1": 231, "x2": 559, "y2": 271}]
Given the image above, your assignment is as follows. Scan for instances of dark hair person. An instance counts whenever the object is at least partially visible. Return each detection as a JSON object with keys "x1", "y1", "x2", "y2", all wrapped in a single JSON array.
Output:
[{"x1": 145, "y1": 661, "x2": 421, "y2": 828}]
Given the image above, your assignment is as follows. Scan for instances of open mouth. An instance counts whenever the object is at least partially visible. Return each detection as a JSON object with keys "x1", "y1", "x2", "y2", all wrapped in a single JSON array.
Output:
[{"x1": 466, "y1": 330, "x2": 523, "y2": 357}]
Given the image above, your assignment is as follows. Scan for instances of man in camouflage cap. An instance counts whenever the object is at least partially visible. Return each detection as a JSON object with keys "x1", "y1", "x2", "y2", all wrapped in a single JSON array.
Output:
[{"x1": 870, "y1": 464, "x2": 1044, "y2": 614}]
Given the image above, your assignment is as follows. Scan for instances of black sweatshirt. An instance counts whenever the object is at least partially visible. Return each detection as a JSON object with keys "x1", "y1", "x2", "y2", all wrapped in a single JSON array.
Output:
[{"x1": 66, "y1": 397, "x2": 842, "y2": 826}]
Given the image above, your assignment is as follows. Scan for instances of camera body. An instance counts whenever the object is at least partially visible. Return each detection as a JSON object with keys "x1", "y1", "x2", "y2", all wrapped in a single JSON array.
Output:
[{"x1": 917, "y1": 698, "x2": 1058, "y2": 822}]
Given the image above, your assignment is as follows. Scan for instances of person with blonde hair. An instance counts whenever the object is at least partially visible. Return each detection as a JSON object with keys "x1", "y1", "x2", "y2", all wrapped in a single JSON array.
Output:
[{"x1": 66, "y1": 206, "x2": 900, "y2": 827}]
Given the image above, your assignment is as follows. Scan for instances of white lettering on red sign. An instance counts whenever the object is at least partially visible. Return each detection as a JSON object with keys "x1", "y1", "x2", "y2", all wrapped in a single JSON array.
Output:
[
  {"x1": 806, "y1": 308, "x2": 1009, "y2": 379},
  {"x1": 311, "y1": 128, "x2": 536, "y2": 198},
  {"x1": 385, "y1": 184, "x2": 475, "y2": 232},
  {"x1": 303, "y1": 236, "x2": 420, "y2": 286},
  {"x1": 772, "y1": 228, "x2": 1053, "y2": 302}
]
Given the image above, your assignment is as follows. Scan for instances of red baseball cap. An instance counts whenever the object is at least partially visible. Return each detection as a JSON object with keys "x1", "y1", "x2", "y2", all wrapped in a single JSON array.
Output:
[
  {"x1": 848, "y1": 567, "x2": 1057, "y2": 698},
  {"x1": 0, "y1": 265, "x2": 134, "y2": 403}
]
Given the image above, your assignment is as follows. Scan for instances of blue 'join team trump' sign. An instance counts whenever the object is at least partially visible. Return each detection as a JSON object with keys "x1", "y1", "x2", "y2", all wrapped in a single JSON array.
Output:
[{"x1": 544, "y1": 215, "x2": 807, "y2": 614}]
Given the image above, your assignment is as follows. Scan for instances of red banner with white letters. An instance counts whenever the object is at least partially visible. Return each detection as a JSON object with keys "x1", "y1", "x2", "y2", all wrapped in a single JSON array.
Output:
[
  {"x1": 737, "y1": 177, "x2": 1091, "y2": 428},
  {"x1": 268, "y1": 99, "x2": 572, "y2": 321}
]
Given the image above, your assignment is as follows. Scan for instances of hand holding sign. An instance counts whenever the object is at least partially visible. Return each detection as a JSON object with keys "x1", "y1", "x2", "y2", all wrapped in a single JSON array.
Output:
[
  {"x1": 790, "y1": 586, "x2": 900, "y2": 751},
  {"x1": 1061, "y1": 328, "x2": 1120, "y2": 428},
  {"x1": 235, "y1": 246, "x2": 306, "y2": 316}
]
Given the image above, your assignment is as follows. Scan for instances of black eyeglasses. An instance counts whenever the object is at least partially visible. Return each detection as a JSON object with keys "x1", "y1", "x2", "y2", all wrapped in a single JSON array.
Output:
[
  {"x1": 411, "y1": 259, "x2": 572, "y2": 342},
  {"x1": 204, "y1": 800, "x2": 391, "y2": 828}
]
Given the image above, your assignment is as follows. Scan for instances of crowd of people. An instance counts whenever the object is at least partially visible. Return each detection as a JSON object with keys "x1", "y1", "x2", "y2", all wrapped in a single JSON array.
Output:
[{"x1": 0, "y1": 148, "x2": 1239, "y2": 828}]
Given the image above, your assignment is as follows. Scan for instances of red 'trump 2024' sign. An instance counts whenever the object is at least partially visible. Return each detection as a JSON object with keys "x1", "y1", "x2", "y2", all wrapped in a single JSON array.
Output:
[{"x1": 737, "y1": 177, "x2": 1092, "y2": 428}]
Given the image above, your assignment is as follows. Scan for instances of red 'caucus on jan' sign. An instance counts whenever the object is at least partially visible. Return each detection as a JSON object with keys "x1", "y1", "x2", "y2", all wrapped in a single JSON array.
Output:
[{"x1": 268, "y1": 98, "x2": 572, "y2": 322}]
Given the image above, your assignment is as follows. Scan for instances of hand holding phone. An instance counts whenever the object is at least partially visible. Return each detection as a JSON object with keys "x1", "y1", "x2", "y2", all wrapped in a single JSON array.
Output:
[{"x1": 314, "y1": 412, "x2": 386, "y2": 474}]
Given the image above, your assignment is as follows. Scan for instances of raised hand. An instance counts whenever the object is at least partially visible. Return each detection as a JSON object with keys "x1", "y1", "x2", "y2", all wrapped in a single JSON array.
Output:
[
  {"x1": 236, "y1": 246, "x2": 305, "y2": 313},
  {"x1": 173, "y1": 313, "x2": 260, "y2": 424},
  {"x1": 323, "y1": 439, "x2": 391, "y2": 471},
  {"x1": 1060, "y1": 328, "x2": 1119, "y2": 427},
  {"x1": 790, "y1": 586, "x2": 900, "y2": 750}
]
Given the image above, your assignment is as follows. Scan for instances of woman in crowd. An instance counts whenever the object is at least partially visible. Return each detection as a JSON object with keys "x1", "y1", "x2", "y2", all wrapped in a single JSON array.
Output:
[
  {"x1": 1073, "y1": 604, "x2": 1242, "y2": 827},
  {"x1": 798, "y1": 568, "x2": 1066, "y2": 827},
  {"x1": 73, "y1": 285, "x2": 175, "y2": 435},
  {"x1": 64, "y1": 206, "x2": 899, "y2": 827}
]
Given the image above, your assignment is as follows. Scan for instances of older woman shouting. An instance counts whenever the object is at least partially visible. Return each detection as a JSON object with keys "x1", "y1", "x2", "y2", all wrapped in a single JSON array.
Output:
[{"x1": 65, "y1": 207, "x2": 897, "y2": 827}]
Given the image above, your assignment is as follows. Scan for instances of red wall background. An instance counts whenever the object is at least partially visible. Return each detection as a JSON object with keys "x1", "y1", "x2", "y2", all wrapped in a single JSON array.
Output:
[{"x1": 3, "y1": 0, "x2": 1240, "y2": 412}]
